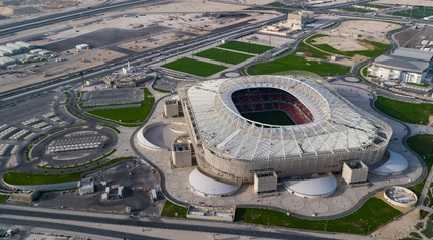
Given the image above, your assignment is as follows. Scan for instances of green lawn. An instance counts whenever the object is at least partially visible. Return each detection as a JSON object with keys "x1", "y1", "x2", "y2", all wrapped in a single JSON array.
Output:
[
  {"x1": 235, "y1": 197, "x2": 401, "y2": 235},
  {"x1": 162, "y1": 57, "x2": 227, "y2": 77},
  {"x1": 3, "y1": 172, "x2": 81, "y2": 185},
  {"x1": 87, "y1": 88, "x2": 155, "y2": 126},
  {"x1": 0, "y1": 195, "x2": 8, "y2": 204},
  {"x1": 218, "y1": 40, "x2": 273, "y2": 54},
  {"x1": 160, "y1": 201, "x2": 187, "y2": 218},
  {"x1": 297, "y1": 40, "x2": 332, "y2": 59},
  {"x1": 422, "y1": 215, "x2": 433, "y2": 238},
  {"x1": 306, "y1": 34, "x2": 391, "y2": 58},
  {"x1": 340, "y1": 6, "x2": 374, "y2": 13},
  {"x1": 247, "y1": 53, "x2": 350, "y2": 77},
  {"x1": 407, "y1": 134, "x2": 433, "y2": 169},
  {"x1": 392, "y1": 6, "x2": 433, "y2": 19},
  {"x1": 194, "y1": 48, "x2": 254, "y2": 65},
  {"x1": 242, "y1": 110, "x2": 295, "y2": 126},
  {"x1": 374, "y1": 96, "x2": 433, "y2": 124}
]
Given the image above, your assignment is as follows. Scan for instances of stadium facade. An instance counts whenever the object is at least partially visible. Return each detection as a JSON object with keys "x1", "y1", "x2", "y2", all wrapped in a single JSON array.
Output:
[{"x1": 180, "y1": 76, "x2": 392, "y2": 184}]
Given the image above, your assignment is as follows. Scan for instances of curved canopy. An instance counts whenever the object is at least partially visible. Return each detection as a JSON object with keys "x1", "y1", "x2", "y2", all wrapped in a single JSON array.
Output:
[
  {"x1": 284, "y1": 175, "x2": 337, "y2": 198},
  {"x1": 372, "y1": 151, "x2": 408, "y2": 176},
  {"x1": 189, "y1": 168, "x2": 240, "y2": 197}
]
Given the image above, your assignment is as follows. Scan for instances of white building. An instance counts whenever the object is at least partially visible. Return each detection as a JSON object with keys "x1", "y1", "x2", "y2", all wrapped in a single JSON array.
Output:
[{"x1": 369, "y1": 47, "x2": 433, "y2": 85}]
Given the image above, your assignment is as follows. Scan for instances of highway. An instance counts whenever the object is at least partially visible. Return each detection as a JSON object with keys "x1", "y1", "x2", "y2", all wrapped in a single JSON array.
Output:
[
  {"x1": 0, "y1": 206, "x2": 333, "y2": 240},
  {"x1": 0, "y1": 15, "x2": 285, "y2": 102},
  {"x1": 0, "y1": 0, "x2": 163, "y2": 38}
]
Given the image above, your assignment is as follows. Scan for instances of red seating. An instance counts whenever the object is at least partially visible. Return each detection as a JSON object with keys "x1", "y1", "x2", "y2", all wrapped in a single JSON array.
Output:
[{"x1": 231, "y1": 88, "x2": 313, "y2": 125}]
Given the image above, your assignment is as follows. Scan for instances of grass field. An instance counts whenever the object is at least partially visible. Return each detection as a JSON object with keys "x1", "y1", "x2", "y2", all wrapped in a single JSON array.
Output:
[
  {"x1": 0, "y1": 195, "x2": 8, "y2": 204},
  {"x1": 218, "y1": 40, "x2": 273, "y2": 54},
  {"x1": 4, "y1": 172, "x2": 81, "y2": 185},
  {"x1": 407, "y1": 134, "x2": 433, "y2": 169},
  {"x1": 87, "y1": 88, "x2": 154, "y2": 126},
  {"x1": 242, "y1": 110, "x2": 295, "y2": 126},
  {"x1": 235, "y1": 197, "x2": 401, "y2": 235},
  {"x1": 247, "y1": 53, "x2": 350, "y2": 76},
  {"x1": 374, "y1": 96, "x2": 433, "y2": 124},
  {"x1": 296, "y1": 40, "x2": 331, "y2": 59},
  {"x1": 160, "y1": 201, "x2": 187, "y2": 218},
  {"x1": 162, "y1": 57, "x2": 227, "y2": 77},
  {"x1": 391, "y1": 6, "x2": 433, "y2": 19},
  {"x1": 306, "y1": 34, "x2": 391, "y2": 58},
  {"x1": 194, "y1": 48, "x2": 254, "y2": 65}
]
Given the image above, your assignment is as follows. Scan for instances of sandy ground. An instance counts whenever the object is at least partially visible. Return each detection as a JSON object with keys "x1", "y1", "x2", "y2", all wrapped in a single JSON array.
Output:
[
  {"x1": 315, "y1": 20, "x2": 400, "y2": 51},
  {"x1": 372, "y1": 208, "x2": 419, "y2": 240},
  {"x1": 118, "y1": 32, "x2": 192, "y2": 52},
  {"x1": 373, "y1": 0, "x2": 433, "y2": 7},
  {"x1": 0, "y1": 0, "x2": 114, "y2": 25},
  {"x1": 0, "y1": 49, "x2": 124, "y2": 93},
  {"x1": 139, "y1": 0, "x2": 274, "y2": 12}
]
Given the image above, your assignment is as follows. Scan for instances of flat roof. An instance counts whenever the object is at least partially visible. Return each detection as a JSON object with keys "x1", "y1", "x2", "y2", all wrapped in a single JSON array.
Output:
[
  {"x1": 392, "y1": 47, "x2": 433, "y2": 62},
  {"x1": 374, "y1": 55, "x2": 430, "y2": 73}
]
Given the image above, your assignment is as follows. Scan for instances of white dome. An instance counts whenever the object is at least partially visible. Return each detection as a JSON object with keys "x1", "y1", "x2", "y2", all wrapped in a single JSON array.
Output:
[
  {"x1": 372, "y1": 151, "x2": 408, "y2": 176},
  {"x1": 189, "y1": 168, "x2": 240, "y2": 197},
  {"x1": 284, "y1": 175, "x2": 337, "y2": 198}
]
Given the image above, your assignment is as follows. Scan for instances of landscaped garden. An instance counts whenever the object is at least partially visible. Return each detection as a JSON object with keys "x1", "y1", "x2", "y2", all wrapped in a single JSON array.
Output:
[{"x1": 235, "y1": 197, "x2": 401, "y2": 235}]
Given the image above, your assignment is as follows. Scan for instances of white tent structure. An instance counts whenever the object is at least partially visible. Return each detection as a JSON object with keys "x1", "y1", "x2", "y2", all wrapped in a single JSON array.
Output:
[
  {"x1": 372, "y1": 151, "x2": 408, "y2": 176},
  {"x1": 283, "y1": 175, "x2": 337, "y2": 198},
  {"x1": 189, "y1": 168, "x2": 240, "y2": 197}
]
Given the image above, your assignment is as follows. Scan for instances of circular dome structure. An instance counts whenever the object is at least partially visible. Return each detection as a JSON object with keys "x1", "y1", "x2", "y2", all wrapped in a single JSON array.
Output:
[
  {"x1": 384, "y1": 186, "x2": 417, "y2": 208},
  {"x1": 181, "y1": 76, "x2": 392, "y2": 183},
  {"x1": 372, "y1": 151, "x2": 408, "y2": 176},
  {"x1": 283, "y1": 175, "x2": 337, "y2": 198},
  {"x1": 189, "y1": 168, "x2": 240, "y2": 197}
]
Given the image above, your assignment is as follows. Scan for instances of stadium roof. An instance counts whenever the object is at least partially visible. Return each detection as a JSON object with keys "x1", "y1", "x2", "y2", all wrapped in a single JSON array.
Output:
[
  {"x1": 372, "y1": 151, "x2": 408, "y2": 176},
  {"x1": 189, "y1": 168, "x2": 240, "y2": 197},
  {"x1": 184, "y1": 76, "x2": 391, "y2": 162},
  {"x1": 283, "y1": 175, "x2": 337, "y2": 198}
]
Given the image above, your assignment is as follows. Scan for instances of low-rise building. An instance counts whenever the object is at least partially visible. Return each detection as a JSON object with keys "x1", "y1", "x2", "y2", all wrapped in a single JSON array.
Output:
[
  {"x1": 172, "y1": 141, "x2": 192, "y2": 168},
  {"x1": 369, "y1": 47, "x2": 433, "y2": 85},
  {"x1": 78, "y1": 177, "x2": 95, "y2": 195},
  {"x1": 164, "y1": 98, "x2": 182, "y2": 118},
  {"x1": 253, "y1": 170, "x2": 277, "y2": 194},
  {"x1": 342, "y1": 161, "x2": 368, "y2": 184}
]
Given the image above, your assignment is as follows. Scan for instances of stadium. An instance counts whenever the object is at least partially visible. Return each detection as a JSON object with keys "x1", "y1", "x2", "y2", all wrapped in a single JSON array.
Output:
[{"x1": 180, "y1": 76, "x2": 393, "y2": 184}]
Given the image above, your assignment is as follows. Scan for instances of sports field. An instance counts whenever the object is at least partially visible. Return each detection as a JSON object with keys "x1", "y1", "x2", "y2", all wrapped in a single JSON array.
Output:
[
  {"x1": 194, "y1": 48, "x2": 254, "y2": 65},
  {"x1": 374, "y1": 96, "x2": 433, "y2": 124},
  {"x1": 242, "y1": 110, "x2": 295, "y2": 126},
  {"x1": 87, "y1": 88, "x2": 155, "y2": 126},
  {"x1": 162, "y1": 57, "x2": 227, "y2": 77},
  {"x1": 235, "y1": 197, "x2": 401, "y2": 235},
  {"x1": 218, "y1": 40, "x2": 273, "y2": 54},
  {"x1": 247, "y1": 53, "x2": 350, "y2": 76}
]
